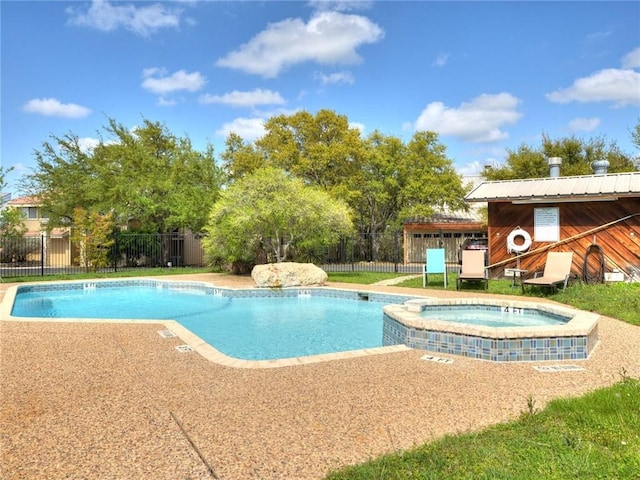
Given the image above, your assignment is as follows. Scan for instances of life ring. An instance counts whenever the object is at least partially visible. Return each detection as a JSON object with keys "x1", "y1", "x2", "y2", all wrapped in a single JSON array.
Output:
[{"x1": 507, "y1": 228, "x2": 532, "y2": 253}]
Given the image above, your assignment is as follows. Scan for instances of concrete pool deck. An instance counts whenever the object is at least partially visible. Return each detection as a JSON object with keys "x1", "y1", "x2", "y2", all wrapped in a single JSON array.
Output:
[{"x1": 1, "y1": 273, "x2": 639, "y2": 480}]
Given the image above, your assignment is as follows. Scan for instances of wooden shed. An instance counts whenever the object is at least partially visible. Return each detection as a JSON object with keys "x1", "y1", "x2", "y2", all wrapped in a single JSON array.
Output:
[
  {"x1": 403, "y1": 208, "x2": 487, "y2": 266},
  {"x1": 465, "y1": 170, "x2": 640, "y2": 282}
]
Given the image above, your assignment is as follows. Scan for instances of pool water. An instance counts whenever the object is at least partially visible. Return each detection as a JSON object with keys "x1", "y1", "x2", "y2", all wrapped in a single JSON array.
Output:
[
  {"x1": 420, "y1": 305, "x2": 569, "y2": 327},
  {"x1": 11, "y1": 285, "x2": 391, "y2": 360}
]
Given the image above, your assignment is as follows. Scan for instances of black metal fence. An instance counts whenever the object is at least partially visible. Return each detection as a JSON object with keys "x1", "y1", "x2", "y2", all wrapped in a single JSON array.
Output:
[
  {"x1": 0, "y1": 231, "x2": 422, "y2": 279},
  {"x1": 317, "y1": 231, "x2": 422, "y2": 274},
  {"x1": 0, "y1": 232, "x2": 207, "y2": 279}
]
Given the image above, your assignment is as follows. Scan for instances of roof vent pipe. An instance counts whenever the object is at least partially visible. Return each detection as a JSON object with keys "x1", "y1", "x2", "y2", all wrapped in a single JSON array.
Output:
[
  {"x1": 591, "y1": 159, "x2": 610, "y2": 175},
  {"x1": 548, "y1": 157, "x2": 562, "y2": 178}
]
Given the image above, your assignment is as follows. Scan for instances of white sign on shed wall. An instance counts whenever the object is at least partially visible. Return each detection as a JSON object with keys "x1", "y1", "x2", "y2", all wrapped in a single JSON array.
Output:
[{"x1": 534, "y1": 207, "x2": 559, "y2": 242}]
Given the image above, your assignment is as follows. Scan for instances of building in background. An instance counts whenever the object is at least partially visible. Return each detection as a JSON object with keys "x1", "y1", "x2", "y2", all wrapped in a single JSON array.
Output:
[{"x1": 465, "y1": 160, "x2": 640, "y2": 282}]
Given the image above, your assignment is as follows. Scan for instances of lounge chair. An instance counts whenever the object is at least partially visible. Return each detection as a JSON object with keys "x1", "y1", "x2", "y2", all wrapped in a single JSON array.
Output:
[
  {"x1": 456, "y1": 250, "x2": 487, "y2": 290},
  {"x1": 423, "y1": 248, "x2": 447, "y2": 288},
  {"x1": 521, "y1": 251, "x2": 574, "y2": 293}
]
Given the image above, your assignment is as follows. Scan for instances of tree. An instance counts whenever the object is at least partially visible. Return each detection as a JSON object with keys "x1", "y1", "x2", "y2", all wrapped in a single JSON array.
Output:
[
  {"x1": 483, "y1": 132, "x2": 638, "y2": 180},
  {"x1": 632, "y1": 120, "x2": 640, "y2": 153},
  {"x1": 70, "y1": 207, "x2": 115, "y2": 272},
  {"x1": 349, "y1": 130, "x2": 468, "y2": 235},
  {"x1": 349, "y1": 131, "x2": 404, "y2": 235},
  {"x1": 203, "y1": 167, "x2": 354, "y2": 271},
  {"x1": 255, "y1": 109, "x2": 366, "y2": 200},
  {"x1": 22, "y1": 117, "x2": 223, "y2": 234},
  {"x1": 0, "y1": 207, "x2": 27, "y2": 239},
  {"x1": 0, "y1": 207, "x2": 28, "y2": 263},
  {"x1": 221, "y1": 110, "x2": 468, "y2": 238},
  {"x1": 219, "y1": 132, "x2": 265, "y2": 182},
  {"x1": 397, "y1": 131, "x2": 469, "y2": 220},
  {"x1": 23, "y1": 132, "x2": 96, "y2": 226},
  {"x1": 0, "y1": 166, "x2": 10, "y2": 193}
]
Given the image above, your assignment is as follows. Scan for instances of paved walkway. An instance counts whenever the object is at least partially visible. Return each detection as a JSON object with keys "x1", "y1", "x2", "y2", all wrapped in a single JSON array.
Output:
[
  {"x1": 1, "y1": 273, "x2": 639, "y2": 480},
  {"x1": 372, "y1": 274, "x2": 421, "y2": 286}
]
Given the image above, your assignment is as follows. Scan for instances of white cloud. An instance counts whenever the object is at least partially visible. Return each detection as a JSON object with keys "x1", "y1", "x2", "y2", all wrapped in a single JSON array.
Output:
[
  {"x1": 216, "y1": 11, "x2": 384, "y2": 78},
  {"x1": 412, "y1": 93, "x2": 522, "y2": 143},
  {"x1": 314, "y1": 71, "x2": 355, "y2": 85},
  {"x1": 457, "y1": 160, "x2": 486, "y2": 177},
  {"x1": 22, "y1": 98, "x2": 92, "y2": 118},
  {"x1": 308, "y1": 1, "x2": 374, "y2": 12},
  {"x1": 349, "y1": 121, "x2": 365, "y2": 133},
  {"x1": 215, "y1": 117, "x2": 266, "y2": 142},
  {"x1": 141, "y1": 68, "x2": 206, "y2": 95},
  {"x1": 432, "y1": 53, "x2": 449, "y2": 67},
  {"x1": 199, "y1": 89, "x2": 286, "y2": 108},
  {"x1": 157, "y1": 96, "x2": 177, "y2": 107},
  {"x1": 66, "y1": 0, "x2": 182, "y2": 37},
  {"x1": 622, "y1": 46, "x2": 640, "y2": 69},
  {"x1": 546, "y1": 68, "x2": 640, "y2": 107},
  {"x1": 568, "y1": 117, "x2": 601, "y2": 132},
  {"x1": 77, "y1": 137, "x2": 100, "y2": 153}
]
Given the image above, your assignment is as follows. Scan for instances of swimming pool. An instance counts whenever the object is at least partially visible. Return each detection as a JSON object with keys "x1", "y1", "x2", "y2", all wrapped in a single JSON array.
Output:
[
  {"x1": 2, "y1": 279, "x2": 601, "y2": 365},
  {"x1": 7, "y1": 280, "x2": 414, "y2": 364}
]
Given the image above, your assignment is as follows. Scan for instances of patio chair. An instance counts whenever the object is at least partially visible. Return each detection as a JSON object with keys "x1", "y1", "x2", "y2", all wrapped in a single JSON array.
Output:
[
  {"x1": 423, "y1": 248, "x2": 447, "y2": 288},
  {"x1": 456, "y1": 250, "x2": 487, "y2": 290},
  {"x1": 521, "y1": 251, "x2": 574, "y2": 293}
]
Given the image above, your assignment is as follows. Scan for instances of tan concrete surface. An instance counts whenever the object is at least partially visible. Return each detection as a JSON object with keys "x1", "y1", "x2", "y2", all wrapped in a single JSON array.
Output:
[{"x1": 1, "y1": 273, "x2": 639, "y2": 480}]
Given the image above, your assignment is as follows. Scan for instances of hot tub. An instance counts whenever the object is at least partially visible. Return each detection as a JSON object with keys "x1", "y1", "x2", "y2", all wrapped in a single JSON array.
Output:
[{"x1": 383, "y1": 298, "x2": 599, "y2": 362}]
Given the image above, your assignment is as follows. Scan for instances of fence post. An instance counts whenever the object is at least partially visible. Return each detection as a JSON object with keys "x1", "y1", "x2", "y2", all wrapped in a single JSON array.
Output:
[
  {"x1": 113, "y1": 232, "x2": 118, "y2": 273},
  {"x1": 40, "y1": 233, "x2": 45, "y2": 276},
  {"x1": 394, "y1": 230, "x2": 399, "y2": 273}
]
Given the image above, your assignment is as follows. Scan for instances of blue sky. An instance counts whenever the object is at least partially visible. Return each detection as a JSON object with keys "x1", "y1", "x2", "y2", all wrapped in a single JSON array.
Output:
[{"x1": 2, "y1": 0, "x2": 639, "y2": 193}]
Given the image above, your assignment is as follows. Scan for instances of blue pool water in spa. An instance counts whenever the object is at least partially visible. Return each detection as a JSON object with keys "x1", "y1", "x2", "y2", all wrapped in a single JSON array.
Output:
[
  {"x1": 420, "y1": 306, "x2": 569, "y2": 327},
  {"x1": 11, "y1": 285, "x2": 392, "y2": 360}
]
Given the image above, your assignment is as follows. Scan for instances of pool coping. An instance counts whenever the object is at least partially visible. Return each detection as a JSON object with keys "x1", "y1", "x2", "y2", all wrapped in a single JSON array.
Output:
[
  {"x1": 0, "y1": 278, "x2": 414, "y2": 369},
  {"x1": 384, "y1": 297, "x2": 599, "y2": 339},
  {"x1": 383, "y1": 298, "x2": 600, "y2": 362}
]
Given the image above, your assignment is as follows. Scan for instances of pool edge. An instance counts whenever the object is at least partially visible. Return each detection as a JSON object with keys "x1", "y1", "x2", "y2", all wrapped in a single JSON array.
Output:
[{"x1": 0, "y1": 278, "x2": 415, "y2": 369}]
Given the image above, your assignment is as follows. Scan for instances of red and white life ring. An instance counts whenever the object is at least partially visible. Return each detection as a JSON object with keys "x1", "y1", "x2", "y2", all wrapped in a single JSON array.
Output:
[{"x1": 507, "y1": 228, "x2": 532, "y2": 253}]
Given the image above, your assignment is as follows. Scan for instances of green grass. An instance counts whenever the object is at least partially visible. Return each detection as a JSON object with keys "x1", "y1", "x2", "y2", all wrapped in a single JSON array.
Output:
[
  {"x1": 325, "y1": 377, "x2": 640, "y2": 480},
  {"x1": 552, "y1": 282, "x2": 640, "y2": 326},
  {"x1": 394, "y1": 274, "x2": 640, "y2": 326},
  {"x1": 1, "y1": 266, "x2": 212, "y2": 283},
  {"x1": 327, "y1": 271, "x2": 406, "y2": 284}
]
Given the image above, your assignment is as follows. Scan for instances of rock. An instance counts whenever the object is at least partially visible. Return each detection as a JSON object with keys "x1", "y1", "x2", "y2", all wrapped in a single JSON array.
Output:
[{"x1": 251, "y1": 262, "x2": 328, "y2": 288}]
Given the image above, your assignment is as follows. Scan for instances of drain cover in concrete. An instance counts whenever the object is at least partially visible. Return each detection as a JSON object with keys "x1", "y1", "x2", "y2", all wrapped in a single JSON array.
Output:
[
  {"x1": 175, "y1": 345, "x2": 193, "y2": 353},
  {"x1": 158, "y1": 329, "x2": 177, "y2": 338},
  {"x1": 420, "y1": 354, "x2": 453, "y2": 364},
  {"x1": 534, "y1": 365, "x2": 585, "y2": 372}
]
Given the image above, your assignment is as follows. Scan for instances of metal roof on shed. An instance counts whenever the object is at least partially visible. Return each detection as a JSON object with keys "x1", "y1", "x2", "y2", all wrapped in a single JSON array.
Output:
[{"x1": 465, "y1": 171, "x2": 640, "y2": 203}]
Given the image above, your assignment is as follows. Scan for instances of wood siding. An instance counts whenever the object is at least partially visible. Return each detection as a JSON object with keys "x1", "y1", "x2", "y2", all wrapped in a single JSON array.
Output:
[
  {"x1": 486, "y1": 197, "x2": 640, "y2": 280},
  {"x1": 403, "y1": 222, "x2": 486, "y2": 265}
]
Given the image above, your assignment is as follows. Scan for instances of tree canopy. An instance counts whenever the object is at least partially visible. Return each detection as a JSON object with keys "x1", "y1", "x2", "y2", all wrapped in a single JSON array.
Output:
[
  {"x1": 22, "y1": 118, "x2": 223, "y2": 234},
  {"x1": 482, "y1": 129, "x2": 639, "y2": 180},
  {"x1": 221, "y1": 109, "x2": 468, "y2": 235},
  {"x1": 203, "y1": 167, "x2": 354, "y2": 269},
  {"x1": 0, "y1": 166, "x2": 9, "y2": 193}
]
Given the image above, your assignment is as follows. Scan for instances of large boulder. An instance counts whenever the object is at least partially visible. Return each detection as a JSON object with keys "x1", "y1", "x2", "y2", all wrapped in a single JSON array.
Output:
[{"x1": 252, "y1": 262, "x2": 328, "y2": 288}]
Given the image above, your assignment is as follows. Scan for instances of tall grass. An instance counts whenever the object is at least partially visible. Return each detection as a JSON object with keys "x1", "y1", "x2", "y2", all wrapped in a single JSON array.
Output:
[
  {"x1": 326, "y1": 377, "x2": 640, "y2": 480},
  {"x1": 553, "y1": 282, "x2": 640, "y2": 326}
]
